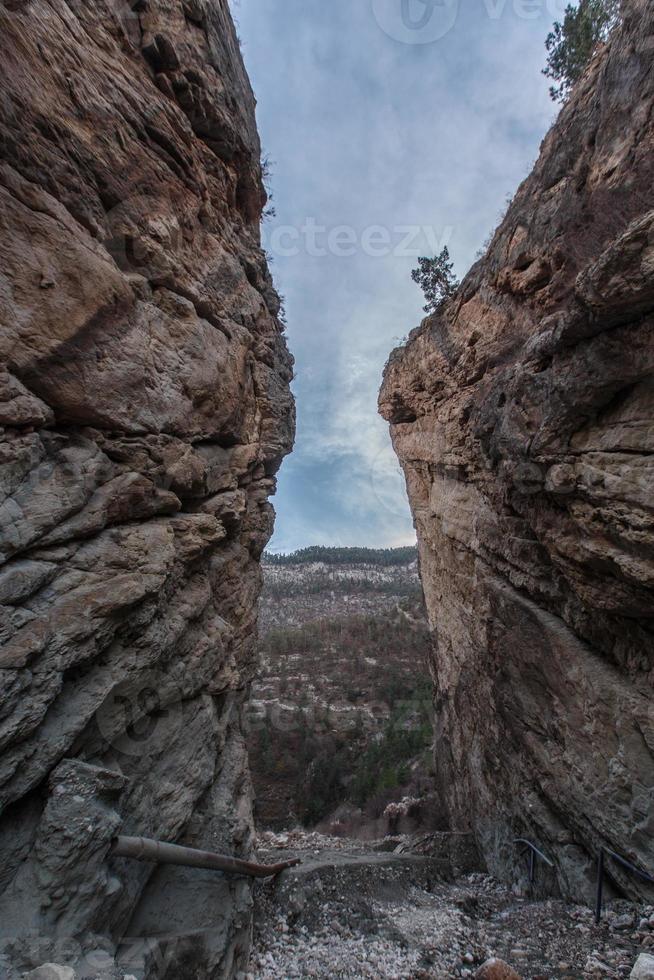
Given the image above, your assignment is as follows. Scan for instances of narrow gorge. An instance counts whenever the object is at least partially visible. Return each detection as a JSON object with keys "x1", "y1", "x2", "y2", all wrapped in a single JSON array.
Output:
[
  {"x1": 380, "y1": 0, "x2": 654, "y2": 907},
  {"x1": 1, "y1": 0, "x2": 654, "y2": 976},
  {"x1": 0, "y1": 0, "x2": 293, "y2": 976}
]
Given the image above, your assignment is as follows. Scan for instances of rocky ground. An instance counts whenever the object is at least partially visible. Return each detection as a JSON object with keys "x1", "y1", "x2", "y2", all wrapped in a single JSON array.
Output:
[{"x1": 248, "y1": 832, "x2": 654, "y2": 980}]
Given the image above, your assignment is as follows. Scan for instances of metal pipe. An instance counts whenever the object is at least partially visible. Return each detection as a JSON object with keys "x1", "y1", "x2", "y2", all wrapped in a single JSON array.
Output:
[
  {"x1": 595, "y1": 848, "x2": 604, "y2": 924},
  {"x1": 111, "y1": 835, "x2": 301, "y2": 878}
]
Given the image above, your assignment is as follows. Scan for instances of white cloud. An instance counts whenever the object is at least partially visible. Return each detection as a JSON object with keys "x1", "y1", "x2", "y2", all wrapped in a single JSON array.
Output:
[{"x1": 236, "y1": 0, "x2": 557, "y2": 551}]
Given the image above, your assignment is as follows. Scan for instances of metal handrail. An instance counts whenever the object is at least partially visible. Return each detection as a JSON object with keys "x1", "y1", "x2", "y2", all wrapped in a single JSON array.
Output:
[
  {"x1": 514, "y1": 838, "x2": 554, "y2": 887},
  {"x1": 111, "y1": 835, "x2": 301, "y2": 878},
  {"x1": 595, "y1": 847, "x2": 654, "y2": 923}
]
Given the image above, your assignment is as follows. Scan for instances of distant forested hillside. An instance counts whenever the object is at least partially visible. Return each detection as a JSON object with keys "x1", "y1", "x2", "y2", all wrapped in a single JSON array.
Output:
[
  {"x1": 250, "y1": 594, "x2": 433, "y2": 829},
  {"x1": 250, "y1": 550, "x2": 434, "y2": 832},
  {"x1": 263, "y1": 545, "x2": 418, "y2": 566}
]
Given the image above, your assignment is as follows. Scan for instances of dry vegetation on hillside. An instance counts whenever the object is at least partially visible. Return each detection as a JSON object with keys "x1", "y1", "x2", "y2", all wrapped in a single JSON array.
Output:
[{"x1": 249, "y1": 549, "x2": 440, "y2": 832}]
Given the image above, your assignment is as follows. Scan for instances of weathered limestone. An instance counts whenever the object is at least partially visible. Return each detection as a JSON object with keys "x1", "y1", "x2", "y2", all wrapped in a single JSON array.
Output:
[
  {"x1": 380, "y1": 0, "x2": 654, "y2": 903},
  {"x1": 0, "y1": 0, "x2": 294, "y2": 975}
]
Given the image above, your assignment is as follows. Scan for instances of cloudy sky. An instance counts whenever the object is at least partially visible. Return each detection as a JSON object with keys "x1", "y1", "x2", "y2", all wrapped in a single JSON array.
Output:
[{"x1": 232, "y1": 0, "x2": 559, "y2": 553}]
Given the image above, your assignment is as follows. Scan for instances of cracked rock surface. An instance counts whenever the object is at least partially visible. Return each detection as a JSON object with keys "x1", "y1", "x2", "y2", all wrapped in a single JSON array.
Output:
[
  {"x1": 0, "y1": 0, "x2": 294, "y2": 976},
  {"x1": 380, "y1": 0, "x2": 654, "y2": 903}
]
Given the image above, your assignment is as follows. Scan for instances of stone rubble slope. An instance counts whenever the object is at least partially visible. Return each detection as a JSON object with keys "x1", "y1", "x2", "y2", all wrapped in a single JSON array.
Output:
[{"x1": 250, "y1": 833, "x2": 654, "y2": 980}]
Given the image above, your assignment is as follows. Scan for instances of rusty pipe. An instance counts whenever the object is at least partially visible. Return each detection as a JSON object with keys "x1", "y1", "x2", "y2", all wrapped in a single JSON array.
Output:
[{"x1": 111, "y1": 835, "x2": 301, "y2": 878}]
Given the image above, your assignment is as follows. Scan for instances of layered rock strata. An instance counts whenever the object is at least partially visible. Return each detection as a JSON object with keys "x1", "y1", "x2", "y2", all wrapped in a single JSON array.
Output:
[
  {"x1": 0, "y1": 0, "x2": 294, "y2": 976},
  {"x1": 380, "y1": 0, "x2": 654, "y2": 903}
]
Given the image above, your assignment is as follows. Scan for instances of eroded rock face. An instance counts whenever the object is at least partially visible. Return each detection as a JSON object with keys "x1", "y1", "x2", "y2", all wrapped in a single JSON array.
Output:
[
  {"x1": 0, "y1": 0, "x2": 294, "y2": 976},
  {"x1": 380, "y1": 0, "x2": 653, "y2": 903}
]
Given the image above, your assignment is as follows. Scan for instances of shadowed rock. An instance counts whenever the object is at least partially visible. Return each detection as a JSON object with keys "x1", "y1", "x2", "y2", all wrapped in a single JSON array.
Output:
[
  {"x1": 0, "y1": 0, "x2": 294, "y2": 975},
  {"x1": 380, "y1": 0, "x2": 654, "y2": 905}
]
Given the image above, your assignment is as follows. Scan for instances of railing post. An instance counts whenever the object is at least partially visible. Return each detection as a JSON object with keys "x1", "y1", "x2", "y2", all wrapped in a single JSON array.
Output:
[
  {"x1": 595, "y1": 848, "x2": 604, "y2": 924},
  {"x1": 513, "y1": 838, "x2": 553, "y2": 894}
]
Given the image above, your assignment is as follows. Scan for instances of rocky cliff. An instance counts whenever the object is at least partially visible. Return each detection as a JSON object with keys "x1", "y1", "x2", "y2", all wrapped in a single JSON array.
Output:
[
  {"x1": 0, "y1": 0, "x2": 294, "y2": 976},
  {"x1": 380, "y1": 0, "x2": 654, "y2": 904}
]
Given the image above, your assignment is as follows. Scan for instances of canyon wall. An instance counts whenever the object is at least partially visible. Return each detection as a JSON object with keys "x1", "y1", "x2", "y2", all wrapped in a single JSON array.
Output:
[
  {"x1": 0, "y1": 0, "x2": 294, "y2": 976},
  {"x1": 380, "y1": 0, "x2": 654, "y2": 903}
]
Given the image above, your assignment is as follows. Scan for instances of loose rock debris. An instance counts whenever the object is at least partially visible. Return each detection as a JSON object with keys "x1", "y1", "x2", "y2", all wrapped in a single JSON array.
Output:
[{"x1": 249, "y1": 834, "x2": 653, "y2": 979}]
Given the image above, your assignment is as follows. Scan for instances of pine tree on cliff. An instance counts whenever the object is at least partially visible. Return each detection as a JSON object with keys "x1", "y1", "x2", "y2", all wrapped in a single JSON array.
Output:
[
  {"x1": 544, "y1": 0, "x2": 620, "y2": 102},
  {"x1": 411, "y1": 248, "x2": 459, "y2": 315}
]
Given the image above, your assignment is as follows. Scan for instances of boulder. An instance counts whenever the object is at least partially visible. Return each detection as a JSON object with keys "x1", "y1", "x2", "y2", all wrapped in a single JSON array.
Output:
[
  {"x1": 631, "y1": 954, "x2": 654, "y2": 980},
  {"x1": 474, "y1": 958, "x2": 522, "y2": 980},
  {"x1": 24, "y1": 966, "x2": 76, "y2": 980}
]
